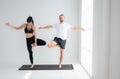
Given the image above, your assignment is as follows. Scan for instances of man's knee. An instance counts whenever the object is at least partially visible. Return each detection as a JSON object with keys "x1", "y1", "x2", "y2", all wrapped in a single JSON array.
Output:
[
  {"x1": 47, "y1": 43, "x2": 51, "y2": 48},
  {"x1": 48, "y1": 41, "x2": 57, "y2": 48},
  {"x1": 60, "y1": 49, "x2": 64, "y2": 53},
  {"x1": 48, "y1": 43, "x2": 54, "y2": 48}
]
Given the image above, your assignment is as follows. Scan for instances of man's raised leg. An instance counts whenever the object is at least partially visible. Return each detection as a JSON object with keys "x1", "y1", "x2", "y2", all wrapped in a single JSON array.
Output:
[{"x1": 48, "y1": 41, "x2": 57, "y2": 48}]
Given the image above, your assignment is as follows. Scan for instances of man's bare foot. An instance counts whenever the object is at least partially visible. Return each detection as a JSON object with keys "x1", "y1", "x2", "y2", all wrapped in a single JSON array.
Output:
[
  {"x1": 30, "y1": 64, "x2": 35, "y2": 69},
  {"x1": 58, "y1": 64, "x2": 62, "y2": 68}
]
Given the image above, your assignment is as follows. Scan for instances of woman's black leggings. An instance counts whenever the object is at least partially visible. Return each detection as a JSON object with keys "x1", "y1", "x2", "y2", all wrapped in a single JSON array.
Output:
[{"x1": 26, "y1": 36, "x2": 46, "y2": 64}]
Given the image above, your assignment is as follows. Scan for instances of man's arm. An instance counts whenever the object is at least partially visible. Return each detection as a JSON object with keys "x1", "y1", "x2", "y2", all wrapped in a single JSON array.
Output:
[
  {"x1": 38, "y1": 25, "x2": 53, "y2": 29},
  {"x1": 70, "y1": 26, "x2": 85, "y2": 31}
]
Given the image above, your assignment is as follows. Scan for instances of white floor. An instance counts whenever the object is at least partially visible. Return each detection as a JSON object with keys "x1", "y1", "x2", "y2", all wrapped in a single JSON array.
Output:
[{"x1": 0, "y1": 64, "x2": 90, "y2": 79}]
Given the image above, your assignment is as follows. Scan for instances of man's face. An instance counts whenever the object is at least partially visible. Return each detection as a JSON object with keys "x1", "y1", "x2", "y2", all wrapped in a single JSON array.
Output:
[{"x1": 59, "y1": 16, "x2": 65, "y2": 22}]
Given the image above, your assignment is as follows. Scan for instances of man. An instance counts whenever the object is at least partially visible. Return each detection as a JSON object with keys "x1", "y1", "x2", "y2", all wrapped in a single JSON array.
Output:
[{"x1": 39, "y1": 14, "x2": 84, "y2": 68}]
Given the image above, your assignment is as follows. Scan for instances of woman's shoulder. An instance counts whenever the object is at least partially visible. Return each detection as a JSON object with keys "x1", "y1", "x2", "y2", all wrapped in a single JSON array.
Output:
[
  {"x1": 22, "y1": 23, "x2": 27, "y2": 26},
  {"x1": 20, "y1": 23, "x2": 27, "y2": 28},
  {"x1": 32, "y1": 25, "x2": 36, "y2": 30}
]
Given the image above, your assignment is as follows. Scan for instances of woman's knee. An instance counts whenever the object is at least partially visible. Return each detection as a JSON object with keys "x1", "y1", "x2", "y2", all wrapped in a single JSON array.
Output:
[{"x1": 43, "y1": 41, "x2": 46, "y2": 45}]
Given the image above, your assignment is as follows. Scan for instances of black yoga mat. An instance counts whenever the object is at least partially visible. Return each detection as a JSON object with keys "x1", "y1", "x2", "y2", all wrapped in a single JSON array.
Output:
[{"x1": 19, "y1": 64, "x2": 73, "y2": 70}]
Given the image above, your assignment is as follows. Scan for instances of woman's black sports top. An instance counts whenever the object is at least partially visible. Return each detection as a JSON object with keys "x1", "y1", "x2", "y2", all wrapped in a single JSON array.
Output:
[{"x1": 24, "y1": 25, "x2": 34, "y2": 33}]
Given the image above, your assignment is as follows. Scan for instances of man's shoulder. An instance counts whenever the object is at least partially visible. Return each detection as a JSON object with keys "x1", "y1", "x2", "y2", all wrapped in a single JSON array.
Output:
[{"x1": 64, "y1": 23, "x2": 72, "y2": 26}]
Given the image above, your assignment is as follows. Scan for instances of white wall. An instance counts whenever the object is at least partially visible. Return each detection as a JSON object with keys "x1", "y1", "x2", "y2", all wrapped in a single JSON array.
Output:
[
  {"x1": 93, "y1": 0, "x2": 120, "y2": 79},
  {"x1": 0, "y1": 0, "x2": 80, "y2": 66},
  {"x1": 78, "y1": 0, "x2": 82, "y2": 63},
  {"x1": 110, "y1": 0, "x2": 120, "y2": 79},
  {"x1": 92, "y1": 0, "x2": 110, "y2": 79}
]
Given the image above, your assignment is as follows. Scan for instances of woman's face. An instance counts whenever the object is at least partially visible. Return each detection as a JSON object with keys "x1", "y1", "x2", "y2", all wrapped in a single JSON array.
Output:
[{"x1": 27, "y1": 22, "x2": 33, "y2": 26}]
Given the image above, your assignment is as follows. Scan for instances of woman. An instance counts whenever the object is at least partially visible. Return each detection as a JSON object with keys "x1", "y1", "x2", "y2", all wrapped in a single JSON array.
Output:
[{"x1": 5, "y1": 16, "x2": 46, "y2": 69}]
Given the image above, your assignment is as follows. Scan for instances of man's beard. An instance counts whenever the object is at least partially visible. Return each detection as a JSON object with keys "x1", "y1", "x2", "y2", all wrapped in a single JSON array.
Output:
[{"x1": 60, "y1": 20, "x2": 64, "y2": 23}]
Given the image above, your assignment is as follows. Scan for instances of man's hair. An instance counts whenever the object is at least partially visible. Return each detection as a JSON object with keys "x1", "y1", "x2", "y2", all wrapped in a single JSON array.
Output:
[{"x1": 59, "y1": 14, "x2": 65, "y2": 18}]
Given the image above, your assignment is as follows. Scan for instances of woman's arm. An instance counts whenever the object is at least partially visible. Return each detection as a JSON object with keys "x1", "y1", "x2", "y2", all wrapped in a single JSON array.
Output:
[
  {"x1": 5, "y1": 23, "x2": 26, "y2": 30},
  {"x1": 33, "y1": 26, "x2": 37, "y2": 46}
]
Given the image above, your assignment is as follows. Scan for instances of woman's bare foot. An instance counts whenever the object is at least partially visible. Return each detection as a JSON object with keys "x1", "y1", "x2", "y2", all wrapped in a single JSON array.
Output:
[
  {"x1": 30, "y1": 64, "x2": 35, "y2": 69},
  {"x1": 31, "y1": 44, "x2": 35, "y2": 48},
  {"x1": 58, "y1": 64, "x2": 62, "y2": 68},
  {"x1": 31, "y1": 43, "x2": 37, "y2": 48}
]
